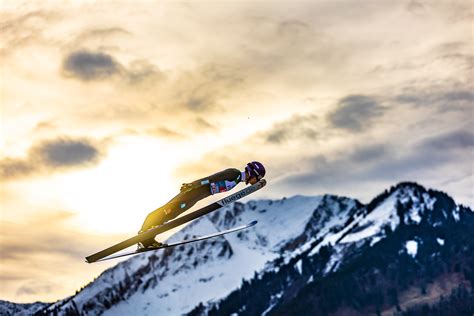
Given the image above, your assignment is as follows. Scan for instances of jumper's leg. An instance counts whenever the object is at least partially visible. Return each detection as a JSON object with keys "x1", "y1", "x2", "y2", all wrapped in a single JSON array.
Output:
[{"x1": 138, "y1": 190, "x2": 205, "y2": 249}]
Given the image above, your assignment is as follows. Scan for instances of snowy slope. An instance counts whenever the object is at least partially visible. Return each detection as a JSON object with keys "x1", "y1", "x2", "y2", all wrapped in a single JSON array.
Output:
[
  {"x1": 194, "y1": 182, "x2": 473, "y2": 316},
  {"x1": 0, "y1": 300, "x2": 49, "y2": 316},
  {"x1": 340, "y1": 183, "x2": 438, "y2": 245},
  {"x1": 44, "y1": 194, "x2": 365, "y2": 315}
]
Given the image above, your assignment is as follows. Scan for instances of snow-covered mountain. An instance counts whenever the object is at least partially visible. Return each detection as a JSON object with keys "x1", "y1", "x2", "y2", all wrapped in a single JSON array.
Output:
[
  {"x1": 38, "y1": 193, "x2": 360, "y2": 315},
  {"x1": 2, "y1": 182, "x2": 473, "y2": 316},
  {"x1": 195, "y1": 182, "x2": 474, "y2": 316},
  {"x1": 0, "y1": 300, "x2": 49, "y2": 316}
]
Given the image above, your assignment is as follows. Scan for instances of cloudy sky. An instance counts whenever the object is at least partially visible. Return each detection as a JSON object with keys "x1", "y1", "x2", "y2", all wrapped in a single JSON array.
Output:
[{"x1": 1, "y1": 0, "x2": 472, "y2": 303}]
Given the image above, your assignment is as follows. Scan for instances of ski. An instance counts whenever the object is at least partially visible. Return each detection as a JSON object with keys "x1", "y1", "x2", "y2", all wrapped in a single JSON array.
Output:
[
  {"x1": 95, "y1": 220, "x2": 258, "y2": 262},
  {"x1": 85, "y1": 179, "x2": 266, "y2": 263}
]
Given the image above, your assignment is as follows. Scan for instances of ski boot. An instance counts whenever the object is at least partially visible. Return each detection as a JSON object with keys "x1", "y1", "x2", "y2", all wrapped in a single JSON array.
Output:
[
  {"x1": 137, "y1": 228, "x2": 164, "y2": 250},
  {"x1": 137, "y1": 238, "x2": 164, "y2": 250}
]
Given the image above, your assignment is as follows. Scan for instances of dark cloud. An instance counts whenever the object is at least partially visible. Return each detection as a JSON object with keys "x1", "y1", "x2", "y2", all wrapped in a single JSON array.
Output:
[
  {"x1": 395, "y1": 93, "x2": 423, "y2": 104},
  {"x1": 348, "y1": 144, "x2": 390, "y2": 162},
  {"x1": 395, "y1": 89, "x2": 473, "y2": 112},
  {"x1": 62, "y1": 50, "x2": 121, "y2": 81},
  {"x1": 62, "y1": 26, "x2": 163, "y2": 84},
  {"x1": 419, "y1": 129, "x2": 474, "y2": 151},
  {"x1": 61, "y1": 50, "x2": 164, "y2": 85},
  {"x1": 33, "y1": 138, "x2": 99, "y2": 167},
  {"x1": 277, "y1": 128, "x2": 473, "y2": 191},
  {"x1": 443, "y1": 91, "x2": 474, "y2": 102},
  {"x1": 0, "y1": 159, "x2": 34, "y2": 179},
  {"x1": 266, "y1": 131, "x2": 285, "y2": 144},
  {"x1": 350, "y1": 135, "x2": 472, "y2": 186},
  {"x1": 396, "y1": 89, "x2": 473, "y2": 105},
  {"x1": 357, "y1": 149, "x2": 448, "y2": 181},
  {"x1": 186, "y1": 98, "x2": 206, "y2": 110},
  {"x1": 328, "y1": 95, "x2": 385, "y2": 132},
  {"x1": 264, "y1": 114, "x2": 319, "y2": 144},
  {"x1": 0, "y1": 138, "x2": 103, "y2": 180}
]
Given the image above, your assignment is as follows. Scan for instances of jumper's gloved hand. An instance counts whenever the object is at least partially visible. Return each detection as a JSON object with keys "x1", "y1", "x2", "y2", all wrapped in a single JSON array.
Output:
[{"x1": 180, "y1": 183, "x2": 195, "y2": 192}]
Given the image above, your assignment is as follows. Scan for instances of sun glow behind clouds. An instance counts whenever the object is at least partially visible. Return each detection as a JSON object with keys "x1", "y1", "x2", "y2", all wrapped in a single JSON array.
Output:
[{"x1": 54, "y1": 136, "x2": 183, "y2": 234}]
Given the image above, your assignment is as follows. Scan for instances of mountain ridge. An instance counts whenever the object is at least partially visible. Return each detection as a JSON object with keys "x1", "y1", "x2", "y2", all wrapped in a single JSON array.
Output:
[
  {"x1": 196, "y1": 182, "x2": 473, "y2": 316},
  {"x1": 1, "y1": 181, "x2": 472, "y2": 316}
]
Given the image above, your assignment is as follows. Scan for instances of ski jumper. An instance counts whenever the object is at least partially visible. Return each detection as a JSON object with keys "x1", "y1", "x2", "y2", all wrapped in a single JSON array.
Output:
[{"x1": 140, "y1": 168, "x2": 244, "y2": 234}]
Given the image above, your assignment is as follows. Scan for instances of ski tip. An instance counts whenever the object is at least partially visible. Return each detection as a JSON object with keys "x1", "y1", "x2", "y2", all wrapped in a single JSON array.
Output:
[{"x1": 249, "y1": 220, "x2": 258, "y2": 226}]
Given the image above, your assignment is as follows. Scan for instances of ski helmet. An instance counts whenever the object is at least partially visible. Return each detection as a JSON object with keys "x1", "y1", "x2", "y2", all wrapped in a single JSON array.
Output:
[{"x1": 245, "y1": 161, "x2": 266, "y2": 180}]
